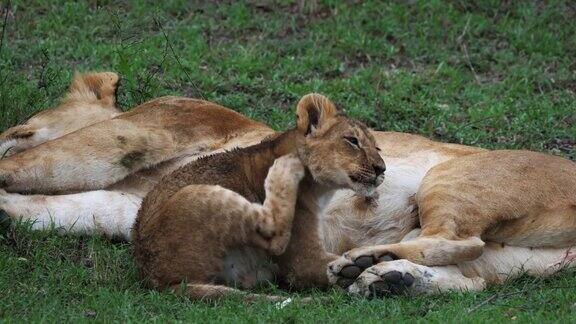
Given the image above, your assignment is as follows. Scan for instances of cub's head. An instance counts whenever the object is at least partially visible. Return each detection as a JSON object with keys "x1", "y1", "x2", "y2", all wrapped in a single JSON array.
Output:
[{"x1": 296, "y1": 93, "x2": 385, "y2": 197}]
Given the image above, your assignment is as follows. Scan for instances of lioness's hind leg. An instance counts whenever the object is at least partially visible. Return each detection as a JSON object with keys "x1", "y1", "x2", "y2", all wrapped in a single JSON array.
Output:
[
  {"x1": 347, "y1": 245, "x2": 576, "y2": 298},
  {"x1": 0, "y1": 189, "x2": 140, "y2": 240}
]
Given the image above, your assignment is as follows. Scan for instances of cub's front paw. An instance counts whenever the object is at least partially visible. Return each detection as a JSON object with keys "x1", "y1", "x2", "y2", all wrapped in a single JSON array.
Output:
[
  {"x1": 267, "y1": 232, "x2": 291, "y2": 256},
  {"x1": 253, "y1": 228, "x2": 291, "y2": 256},
  {"x1": 274, "y1": 154, "x2": 305, "y2": 183},
  {"x1": 255, "y1": 218, "x2": 291, "y2": 256}
]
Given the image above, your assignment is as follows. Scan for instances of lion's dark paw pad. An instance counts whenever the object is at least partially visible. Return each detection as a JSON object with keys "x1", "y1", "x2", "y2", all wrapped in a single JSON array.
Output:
[
  {"x1": 336, "y1": 277, "x2": 355, "y2": 288},
  {"x1": 340, "y1": 265, "x2": 362, "y2": 279},
  {"x1": 383, "y1": 270, "x2": 402, "y2": 283},
  {"x1": 377, "y1": 253, "x2": 398, "y2": 262},
  {"x1": 368, "y1": 271, "x2": 415, "y2": 297},
  {"x1": 368, "y1": 281, "x2": 389, "y2": 298},
  {"x1": 402, "y1": 273, "x2": 415, "y2": 287},
  {"x1": 354, "y1": 255, "x2": 374, "y2": 269}
]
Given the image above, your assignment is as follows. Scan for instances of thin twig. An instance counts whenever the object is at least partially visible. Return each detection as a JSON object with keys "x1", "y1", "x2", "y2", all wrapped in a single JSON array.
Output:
[
  {"x1": 466, "y1": 294, "x2": 499, "y2": 314},
  {"x1": 461, "y1": 43, "x2": 481, "y2": 85},
  {"x1": 468, "y1": 283, "x2": 539, "y2": 315},
  {"x1": 153, "y1": 17, "x2": 203, "y2": 99},
  {"x1": 457, "y1": 16, "x2": 481, "y2": 85},
  {"x1": 0, "y1": 0, "x2": 12, "y2": 86},
  {"x1": 0, "y1": 0, "x2": 10, "y2": 59},
  {"x1": 457, "y1": 16, "x2": 471, "y2": 44}
]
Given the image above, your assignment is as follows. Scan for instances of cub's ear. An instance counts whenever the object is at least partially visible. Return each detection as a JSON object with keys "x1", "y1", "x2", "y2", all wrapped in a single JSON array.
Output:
[
  {"x1": 66, "y1": 71, "x2": 120, "y2": 106},
  {"x1": 296, "y1": 93, "x2": 338, "y2": 135}
]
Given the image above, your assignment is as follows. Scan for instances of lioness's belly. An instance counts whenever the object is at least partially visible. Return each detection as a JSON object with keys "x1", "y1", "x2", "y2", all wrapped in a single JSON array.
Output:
[{"x1": 321, "y1": 150, "x2": 451, "y2": 254}]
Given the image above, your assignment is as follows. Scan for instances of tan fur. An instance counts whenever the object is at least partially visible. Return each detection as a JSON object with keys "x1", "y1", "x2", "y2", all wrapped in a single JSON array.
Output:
[
  {"x1": 2, "y1": 71, "x2": 576, "y2": 298},
  {"x1": 131, "y1": 94, "x2": 385, "y2": 301},
  {"x1": 0, "y1": 72, "x2": 122, "y2": 158},
  {"x1": 320, "y1": 134, "x2": 485, "y2": 254},
  {"x1": 333, "y1": 229, "x2": 576, "y2": 297},
  {"x1": 0, "y1": 87, "x2": 273, "y2": 193},
  {"x1": 332, "y1": 150, "x2": 576, "y2": 260},
  {"x1": 328, "y1": 150, "x2": 576, "y2": 296}
]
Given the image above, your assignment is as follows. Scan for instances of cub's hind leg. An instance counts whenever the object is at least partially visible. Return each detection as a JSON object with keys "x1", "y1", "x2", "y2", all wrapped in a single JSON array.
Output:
[{"x1": 133, "y1": 154, "x2": 304, "y2": 296}]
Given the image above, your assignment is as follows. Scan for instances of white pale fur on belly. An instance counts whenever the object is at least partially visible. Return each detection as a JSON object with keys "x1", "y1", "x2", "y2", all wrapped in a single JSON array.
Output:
[
  {"x1": 321, "y1": 151, "x2": 449, "y2": 253},
  {"x1": 458, "y1": 242, "x2": 576, "y2": 283}
]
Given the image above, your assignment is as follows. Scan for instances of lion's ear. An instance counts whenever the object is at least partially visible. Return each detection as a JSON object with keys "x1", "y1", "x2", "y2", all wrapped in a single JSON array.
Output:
[
  {"x1": 296, "y1": 93, "x2": 338, "y2": 135},
  {"x1": 66, "y1": 71, "x2": 120, "y2": 106}
]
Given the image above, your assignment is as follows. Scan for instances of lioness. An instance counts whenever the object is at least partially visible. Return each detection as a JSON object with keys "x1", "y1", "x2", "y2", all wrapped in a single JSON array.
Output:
[
  {"x1": 133, "y1": 93, "x2": 385, "y2": 300},
  {"x1": 1, "y1": 72, "x2": 574, "y2": 298},
  {"x1": 327, "y1": 149, "x2": 576, "y2": 296}
]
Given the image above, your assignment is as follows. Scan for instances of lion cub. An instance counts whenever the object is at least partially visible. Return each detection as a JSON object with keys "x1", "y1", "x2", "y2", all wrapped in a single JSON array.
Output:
[{"x1": 132, "y1": 93, "x2": 385, "y2": 301}]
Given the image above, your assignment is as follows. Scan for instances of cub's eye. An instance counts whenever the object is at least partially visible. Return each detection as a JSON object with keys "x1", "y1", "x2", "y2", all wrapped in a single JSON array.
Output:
[
  {"x1": 344, "y1": 136, "x2": 359, "y2": 147},
  {"x1": 376, "y1": 147, "x2": 381, "y2": 152}
]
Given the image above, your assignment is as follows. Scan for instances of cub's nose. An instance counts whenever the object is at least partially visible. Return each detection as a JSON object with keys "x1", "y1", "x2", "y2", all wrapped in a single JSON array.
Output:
[{"x1": 373, "y1": 164, "x2": 386, "y2": 177}]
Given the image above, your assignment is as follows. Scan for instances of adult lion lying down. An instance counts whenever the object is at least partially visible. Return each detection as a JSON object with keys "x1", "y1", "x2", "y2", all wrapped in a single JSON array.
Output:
[{"x1": 0, "y1": 72, "x2": 575, "y2": 298}]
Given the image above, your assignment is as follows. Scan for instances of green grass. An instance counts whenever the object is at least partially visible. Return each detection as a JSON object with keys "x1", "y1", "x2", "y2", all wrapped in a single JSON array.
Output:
[{"x1": 0, "y1": 0, "x2": 575, "y2": 322}]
